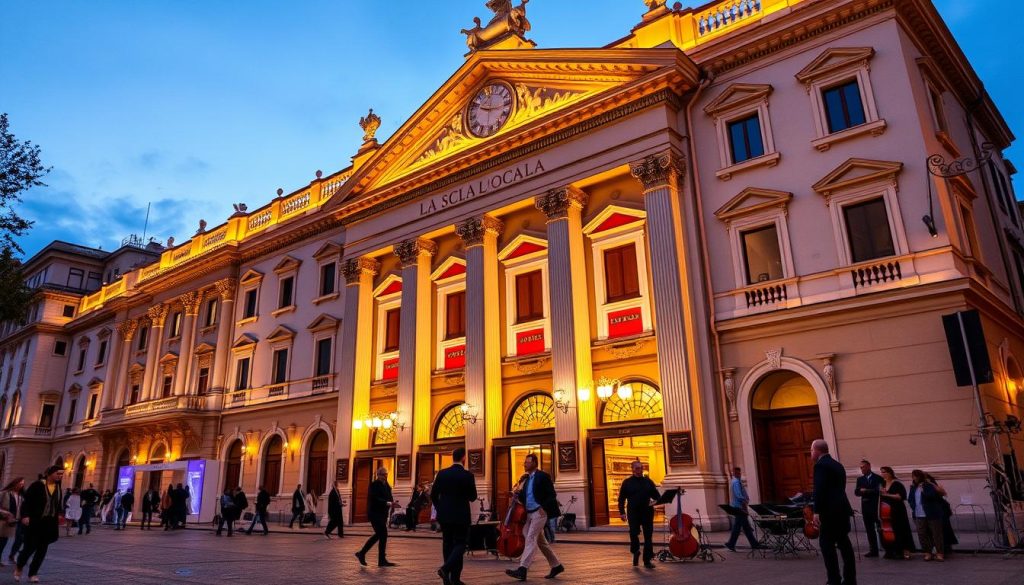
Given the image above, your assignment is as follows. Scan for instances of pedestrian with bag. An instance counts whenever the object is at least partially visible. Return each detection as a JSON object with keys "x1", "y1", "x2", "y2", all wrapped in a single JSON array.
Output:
[
  {"x1": 288, "y1": 484, "x2": 305, "y2": 529},
  {"x1": 0, "y1": 477, "x2": 25, "y2": 564},
  {"x1": 14, "y1": 465, "x2": 64, "y2": 583},
  {"x1": 215, "y1": 488, "x2": 237, "y2": 537}
]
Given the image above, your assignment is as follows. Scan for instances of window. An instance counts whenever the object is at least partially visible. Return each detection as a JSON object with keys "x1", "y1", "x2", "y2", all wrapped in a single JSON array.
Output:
[
  {"x1": 320, "y1": 263, "x2": 336, "y2": 297},
  {"x1": 62, "y1": 305, "x2": 75, "y2": 318},
  {"x1": 66, "y1": 399, "x2": 77, "y2": 424},
  {"x1": 603, "y1": 244, "x2": 641, "y2": 302},
  {"x1": 137, "y1": 326, "x2": 148, "y2": 350},
  {"x1": 169, "y1": 312, "x2": 182, "y2": 337},
  {"x1": 279, "y1": 276, "x2": 294, "y2": 308},
  {"x1": 161, "y1": 375, "x2": 173, "y2": 398},
  {"x1": 39, "y1": 404, "x2": 55, "y2": 429},
  {"x1": 272, "y1": 348, "x2": 289, "y2": 385},
  {"x1": 243, "y1": 289, "x2": 258, "y2": 319},
  {"x1": 87, "y1": 272, "x2": 102, "y2": 290},
  {"x1": 843, "y1": 198, "x2": 895, "y2": 263},
  {"x1": 129, "y1": 384, "x2": 140, "y2": 405},
  {"x1": 315, "y1": 338, "x2": 332, "y2": 377},
  {"x1": 67, "y1": 268, "x2": 84, "y2": 289},
  {"x1": 196, "y1": 367, "x2": 210, "y2": 394},
  {"x1": 383, "y1": 309, "x2": 401, "y2": 352},
  {"x1": 86, "y1": 394, "x2": 98, "y2": 419},
  {"x1": 446, "y1": 291, "x2": 466, "y2": 339},
  {"x1": 515, "y1": 270, "x2": 544, "y2": 323},
  {"x1": 235, "y1": 357, "x2": 251, "y2": 390},
  {"x1": 727, "y1": 114, "x2": 765, "y2": 164},
  {"x1": 741, "y1": 225, "x2": 784, "y2": 284},
  {"x1": 262, "y1": 436, "x2": 283, "y2": 495},
  {"x1": 960, "y1": 203, "x2": 982, "y2": 259},
  {"x1": 928, "y1": 86, "x2": 948, "y2": 133},
  {"x1": 76, "y1": 348, "x2": 86, "y2": 372},
  {"x1": 53, "y1": 340, "x2": 67, "y2": 356},
  {"x1": 822, "y1": 80, "x2": 866, "y2": 133},
  {"x1": 95, "y1": 340, "x2": 107, "y2": 365},
  {"x1": 204, "y1": 299, "x2": 218, "y2": 328}
]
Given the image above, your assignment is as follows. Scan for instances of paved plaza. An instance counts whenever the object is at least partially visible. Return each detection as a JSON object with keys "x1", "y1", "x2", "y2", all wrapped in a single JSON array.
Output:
[{"x1": 10, "y1": 524, "x2": 1024, "y2": 585}]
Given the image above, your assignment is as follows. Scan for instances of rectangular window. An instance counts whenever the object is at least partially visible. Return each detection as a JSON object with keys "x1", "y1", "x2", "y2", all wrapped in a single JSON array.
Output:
[
  {"x1": 384, "y1": 309, "x2": 401, "y2": 352},
  {"x1": 162, "y1": 375, "x2": 173, "y2": 398},
  {"x1": 315, "y1": 338, "x2": 332, "y2": 377},
  {"x1": 989, "y1": 161, "x2": 1009, "y2": 214},
  {"x1": 76, "y1": 348, "x2": 86, "y2": 372},
  {"x1": 272, "y1": 348, "x2": 289, "y2": 384},
  {"x1": 169, "y1": 312, "x2": 182, "y2": 337},
  {"x1": 62, "y1": 305, "x2": 76, "y2": 318},
  {"x1": 137, "y1": 326, "x2": 148, "y2": 350},
  {"x1": 129, "y1": 384, "x2": 140, "y2": 405},
  {"x1": 960, "y1": 203, "x2": 982, "y2": 258},
  {"x1": 320, "y1": 263, "x2": 336, "y2": 296},
  {"x1": 96, "y1": 340, "x2": 107, "y2": 365},
  {"x1": 235, "y1": 357, "x2": 251, "y2": 390},
  {"x1": 87, "y1": 272, "x2": 102, "y2": 290},
  {"x1": 196, "y1": 367, "x2": 210, "y2": 394},
  {"x1": 741, "y1": 225, "x2": 785, "y2": 284},
  {"x1": 39, "y1": 404, "x2": 55, "y2": 429},
  {"x1": 53, "y1": 340, "x2": 67, "y2": 356},
  {"x1": 446, "y1": 291, "x2": 466, "y2": 339},
  {"x1": 603, "y1": 245, "x2": 641, "y2": 303},
  {"x1": 87, "y1": 394, "x2": 98, "y2": 419},
  {"x1": 279, "y1": 276, "x2": 294, "y2": 308},
  {"x1": 929, "y1": 87, "x2": 948, "y2": 133},
  {"x1": 727, "y1": 113, "x2": 765, "y2": 164},
  {"x1": 243, "y1": 289, "x2": 258, "y2": 319},
  {"x1": 67, "y1": 399, "x2": 77, "y2": 424},
  {"x1": 843, "y1": 198, "x2": 896, "y2": 263},
  {"x1": 204, "y1": 299, "x2": 218, "y2": 327},
  {"x1": 515, "y1": 270, "x2": 544, "y2": 323},
  {"x1": 67, "y1": 268, "x2": 84, "y2": 289},
  {"x1": 822, "y1": 80, "x2": 866, "y2": 133}
]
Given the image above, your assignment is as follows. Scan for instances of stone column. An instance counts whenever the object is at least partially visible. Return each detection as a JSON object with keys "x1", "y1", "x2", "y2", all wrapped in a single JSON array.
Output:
[
  {"x1": 105, "y1": 319, "x2": 137, "y2": 411},
  {"x1": 456, "y1": 215, "x2": 503, "y2": 504},
  {"x1": 141, "y1": 304, "x2": 169, "y2": 402},
  {"x1": 173, "y1": 291, "x2": 202, "y2": 396},
  {"x1": 335, "y1": 257, "x2": 379, "y2": 519},
  {"x1": 209, "y1": 278, "x2": 237, "y2": 395},
  {"x1": 537, "y1": 187, "x2": 594, "y2": 511},
  {"x1": 394, "y1": 238, "x2": 437, "y2": 492}
]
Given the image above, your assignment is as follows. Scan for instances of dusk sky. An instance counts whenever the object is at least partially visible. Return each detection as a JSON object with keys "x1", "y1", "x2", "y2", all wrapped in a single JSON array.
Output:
[{"x1": 2, "y1": 1, "x2": 1017, "y2": 259}]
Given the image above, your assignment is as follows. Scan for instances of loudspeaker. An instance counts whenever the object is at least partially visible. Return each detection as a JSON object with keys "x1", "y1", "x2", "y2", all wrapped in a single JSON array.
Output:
[{"x1": 942, "y1": 309, "x2": 993, "y2": 387}]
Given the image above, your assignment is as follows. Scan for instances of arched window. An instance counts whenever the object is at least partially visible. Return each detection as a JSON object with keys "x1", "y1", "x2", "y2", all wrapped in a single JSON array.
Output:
[
  {"x1": 150, "y1": 443, "x2": 167, "y2": 464},
  {"x1": 224, "y1": 440, "x2": 243, "y2": 492},
  {"x1": 508, "y1": 393, "x2": 556, "y2": 433},
  {"x1": 262, "y1": 435, "x2": 284, "y2": 495},
  {"x1": 74, "y1": 455, "x2": 87, "y2": 489},
  {"x1": 601, "y1": 381, "x2": 663, "y2": 424},
  {"x1": 434, "y1": 404, "x2": 466, "y2": 441},
  {"x1": 371, "y1": 426, "x2": 396, "y2": 446},
  {"x1": 306, "y1": 431, "x2": 329, "y2": 497},
  {"x1": 116, "y1": 449, "x2": 130, "y2": 470}
]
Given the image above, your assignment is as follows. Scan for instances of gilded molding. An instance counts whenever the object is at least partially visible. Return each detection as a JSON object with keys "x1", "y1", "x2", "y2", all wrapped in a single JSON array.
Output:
[
  {"x1": 214, "y1": 278, "x2": 238, "y2": 302},
  {"x1": 146, "y1": 304, "x2": 170, "y2": 328},
  {"x1": 115, "y1": 319, "x2": 139, "y2": 342},
  {"x1": 455, "y1": 215, "x2": 504, "y2": 247},
  {"x1": 178, "y1": 291, "x2": 202, "y2": 316},
  {"x1": 394, "y1": 238, "x2": 438, "y2": 267},
  {"x1": 342, "y1": 257, "x2": 381, "y2": 285},
  {"x1": 535, "y1": 186, "x2": 587, "y2": 220},
  {"x1": 629, "y1": 150, "x2": 686, "y2": 192}
]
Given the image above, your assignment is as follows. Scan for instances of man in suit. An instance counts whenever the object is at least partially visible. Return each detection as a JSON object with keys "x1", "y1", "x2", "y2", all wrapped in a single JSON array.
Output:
[
  {"x1": 431, "y1": 447, "x2": 478, "y2": 585},
  {"x1": 854, "y1": 459, "x2": 883, "y2": 557},
  {"x1": 324, "y1": 480, "x2": 345, "y2": 539},
  {"x1": 505, "y1": 453, "x2": 565, "y2": 581},
  {"x1": 288, "y1": 484, "x2": 305, "y2": 528},
  {"x1": 355, "y1": 467, "x2": 399, "y2": 568},
  {"x1": 246, "y1": 486, "x2": 271, "y2": 535},
  {"x1": 811, "y1": 439, "x2": 856, "y2": 585}
]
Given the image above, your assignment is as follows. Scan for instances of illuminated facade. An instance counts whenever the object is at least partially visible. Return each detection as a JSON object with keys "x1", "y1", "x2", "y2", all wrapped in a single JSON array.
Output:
[{"x1": 1, "y1": 0, "x2": 1021, "y2": 528}]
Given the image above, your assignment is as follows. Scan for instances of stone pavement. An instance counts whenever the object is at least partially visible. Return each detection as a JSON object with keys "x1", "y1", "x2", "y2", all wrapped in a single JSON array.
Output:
[{"x1": 11, "y1": 523, "x2": 1024, "y2": 585}]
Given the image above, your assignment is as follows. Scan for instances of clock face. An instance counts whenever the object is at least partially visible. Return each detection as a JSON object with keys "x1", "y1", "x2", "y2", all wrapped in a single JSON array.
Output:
[{"x1": 467, "y1": 83, "x2": 513, "y2": 138}]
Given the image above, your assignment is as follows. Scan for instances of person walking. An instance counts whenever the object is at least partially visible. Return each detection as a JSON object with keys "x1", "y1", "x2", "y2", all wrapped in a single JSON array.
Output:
[
  {"x1": 215, "y1": 488, "x2": 237, "y2": 537},
  {"x1": 288, "y1": 484, "x2": 305, "y2": 529},
  {"x1": 304, "y1": 488, "x2": 318, "y2": 527},
  {"x1": 141, "y1": 488, "x2": 159, "y2": 530},
  {"x1": 63, "y1": 489, "x2": 82, "y2": 537},
  {"x1": 78, "y1": 484, "x2": 99, "y2": 535},
  {"x1": 0, "y1": 477, "x2": 25, "y2": 565},
  {"x1": 324, "y1": 481, "x2": 345, "y2": 539},
  {"x1": 618, "y1": 460, "x2": 661, "y2": 567},
  {"x1": 909, "y1": 469, "x2": 947, "y2": 561},
  {"x1": 232, "y1": 487, "x2": 249, "y2": 529},
  {"x1": 116, "y1": 489, "x2": 134, "y2": 530},
  {"x1": 505, "y1": 453, "x2": 565, "y2": 581},
  {"x1": 172, "y1": 483, "x2": 188, "y2": 529},
  {"x1": 14, "y1": 465, "x2": 64, "y2": 583},
  {"x1": 811, "y1": 439, "x2": 856, "y2": 585},
  {"x1": 855, "y1": 459, "x2": 883, "y2": 558},
  {"x1": 355, "y1": 467, "x2": 399, "y2": 568},
  {"x1": 99, "y1": 489, "x2": 114, "y2": 525},
  {"x1": 431, "y1": 447, "x2": 478, "y2": 585},
  {"x1": 723, "y1": 466, "x2": 760, "y2": 553},
  {"x1": 246, "y1": 486, "x2": 270, "y2": 536},
  {"x1": 160, "y1": 484, "x2": 174, "y2": 530}
]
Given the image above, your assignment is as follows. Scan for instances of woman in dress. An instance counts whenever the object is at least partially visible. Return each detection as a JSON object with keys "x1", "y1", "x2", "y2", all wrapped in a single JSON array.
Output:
[
  {"x1": 0, "y1": 478, "x2": 25, "y2": 565},
  {"x1": 304, "y1": 488, "x2": 318, "y2": 527},
  {"x1": 63, "y1": 488, "x2": 82, "y2": 536},
  {"x1": 878, "y1": 466, "x2": 914, "y2": 559}
]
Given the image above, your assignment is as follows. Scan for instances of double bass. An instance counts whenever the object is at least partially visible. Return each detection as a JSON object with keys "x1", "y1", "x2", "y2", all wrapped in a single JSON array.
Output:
[
  {"x1": 878, "y1": 493, "x2": 896, "y2": 546},
  {"x1": 668, "y1": 487, "x2": 699, "y2": 559},
  {"x1": 496, "y1": 475, "x2": 528, "y2": 558},
  {"x1": 803, "y1": 504, "x2": 819, "y2": 539}
]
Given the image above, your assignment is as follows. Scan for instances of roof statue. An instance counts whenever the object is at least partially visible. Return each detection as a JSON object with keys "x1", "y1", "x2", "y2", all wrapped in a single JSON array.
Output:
[
  {"x1": 359, "y1": 108, "x2": 381, "y2": 144},
  {"x1": 461, "y1": 0, "x2": 532, "y2": 53},
  {"x1": 643, "y1": 0, "x2": 667, "y2": 9}
]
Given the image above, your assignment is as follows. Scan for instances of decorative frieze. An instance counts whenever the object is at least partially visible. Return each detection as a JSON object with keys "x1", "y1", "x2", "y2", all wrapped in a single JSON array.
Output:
[
  {"x1": 535, "y1": 186, "x2": 587, "y2": 220},
  {"x1": 628, "y1": 150, "x2": 686, "y2": 192},
  {"x1": 394, "y1": 238, "x2": 438, "y2": 267},
  {"x1": 455, "y1": 215, "x2": 504, "y2": 247},
  {"x1": 146, "y1": 304, "x2": 170, "y2": 328},
  {"x1": 342, "y1": 257, "x2": 380, "y2": 285}
]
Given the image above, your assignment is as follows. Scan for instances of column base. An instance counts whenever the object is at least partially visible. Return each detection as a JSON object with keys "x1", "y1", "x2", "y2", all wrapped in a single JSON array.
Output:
[{"x1": 661, "y1": 470, "x2": 730, "y2": 531}]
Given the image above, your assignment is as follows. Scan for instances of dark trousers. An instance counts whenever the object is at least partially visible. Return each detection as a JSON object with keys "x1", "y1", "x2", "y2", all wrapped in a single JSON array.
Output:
[
  {"x1": 820, "y1": 518, "x2": 856, "y2": 585},
  {"x1": 324, "y1": 514, "x2": 343, "y2": 537},
  {"x1": 247, "y1": 511, "x2": 269, "y2": 535},
  {"x1": 725, "y1": 512, "x2": 758, "y2": 548},
  {"x1": 405, "y1": 507, "x2": 419, "y2": 530},
  {"x1": 9, "y1": 523, "x2": 24, "y2": 558},
  {"x1": 627, "y1": 513, "x2": 655, "y2": 561},
  {"x1": 216, "y1": 515, "x2": 234, "y2": 536},
  {"x1": 861, "y1": 505, "x2": 879, "y2": 553},
  {"x1": 141, "y1": 510, "x2": 153, "y2": 529},
  {"x1": 17, "y1": 519, "x2": 56, "y2": 578},
  {"x1": 359, "y1": 518, "x2": 388, "y2": 563},
  {"x1": 79, "y1": 506, "x2": 94, "y2": 534},
  {"x1": 440, "y1": 522, "x2": 469, "y2": 581},
  {"x1": 289, "y1": 510, "x2": 305, "y2": 528}
]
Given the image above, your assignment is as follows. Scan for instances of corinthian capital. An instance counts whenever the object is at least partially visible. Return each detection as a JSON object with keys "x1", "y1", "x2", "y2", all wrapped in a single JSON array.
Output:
[
  {"x1": 535, "y1": 186, "x2": 587, "y2": 220},
  {"x1": 455, "y1": 215, "x2": 504, "y2": 247},
  {"x1": 214, "y1": 278, "x2": 237, "y2": 302},
  {"x1": 629, "y1": 150, "x2": 686, "y2": 192},
  {"x1": 394, "y1": 238, "x2": 438, "y2": 267},
  {"x1": 115, "y1": 319, "x2": 139, "y2": 342},
  {"x1": 342, "y1": 257, "x2": 381, "y2": 285},
  {"x1": 179, "y1": 291, "x2": 202, "y2": 315},
  {"x1": 146, "y1": 304, "x2": 170, "y2": 328}
]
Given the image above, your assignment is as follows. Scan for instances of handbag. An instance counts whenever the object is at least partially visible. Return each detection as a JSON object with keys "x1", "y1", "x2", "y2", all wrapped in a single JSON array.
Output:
[
  {"x1": 302, "y1": 512, "x2": 316, "y2": 524},
  {"x1": 242, "y1": 512, "x2": 254, "y2": 521}
]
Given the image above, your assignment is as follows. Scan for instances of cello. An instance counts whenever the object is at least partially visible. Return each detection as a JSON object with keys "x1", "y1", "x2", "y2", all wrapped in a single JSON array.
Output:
[
  {"x1": 803, "y1": 504, "x2": 819, "y2": 539},
  {"x1": 668, "y1": 487, "x2": 699, "y2": 559},
  {"x1": 496, "y1": 475, "x2": 528, "y2": 558},
  {"x1": 878, "y1": 490, "x2": 896, "y2": 547}
]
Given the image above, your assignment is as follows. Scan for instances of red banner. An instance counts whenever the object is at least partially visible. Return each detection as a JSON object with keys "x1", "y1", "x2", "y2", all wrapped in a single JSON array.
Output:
[
  {"x1": 444, "y1": 344, "x2": 466, "y2": 369},
  {"x1": 607, "y1": 307, "x2": 643, "y2": 338},
  {"x1": 382, "y1": 357, "x2": 400, "y2": 380},
  {"x1": 516, "y1": 328, "x2": 545, "y2": 356}
]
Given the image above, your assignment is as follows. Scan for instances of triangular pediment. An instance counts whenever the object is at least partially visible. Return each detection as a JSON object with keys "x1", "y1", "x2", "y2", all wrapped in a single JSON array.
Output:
[
  {"x1": 583, "y1": 205, "x2": 646, "y2": 236},
  {"x1": 703, "y1": 83, "x2": 773, "y2": 117},
  {"x1": 87, "y1": 377, "x2": 104, "y2": 388},
  {"x1": 431, "y1": 256, "x2": 467, "y2": 281},
  {"x1": 273, "y1": 256, "x2": 302, "y2": 274},
  {"x1": 307, "y1": 313, "x2": 340, "y2": 332},
  {"x1": 232, "y1": 333, "x2": 258, "y2": 349},
  {"x1": 68, "y1": 383, "x2": 82, "y2": 394},
  {"x1": 128, "y1": 362, "x2": 145, "y2": 373},
  {"x1": 714, "y1": 188, "x2": 793, "y2": 222},
  {"x1": 267, "y1": 325, "x2": 296, "y2": 342},
  {"x1": 374, "y1": 274, "x2": 403, "y2": 298},
  {"x1": 240, "y1": 269, "x2": 264, "y2": 284},
  {"x1": 194, "y1": 342, "x2": 216, "y2": 354},
  {"x1": 499, "y1": 233, "x2": 548, "y2": 263},
  {"x1": 812, "y1": 159, "x2": 903, "y2": 196},
  {"x1": 312, "y1": 241, "x2": 342, "y2": 261},
  {"x1": 796, "y1": 47, "x2": 875, "y2": 84},
  {"x1": 159, "y1": 352, "x2": 179, "y2": 364}
]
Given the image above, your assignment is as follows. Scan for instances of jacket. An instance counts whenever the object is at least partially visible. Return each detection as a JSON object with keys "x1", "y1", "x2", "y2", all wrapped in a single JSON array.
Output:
[
  {"x1": 908, "y1": 482, "x2": 945, "y2": 520},
  {"x1": 80, "y1": 488, "x2": 100, "y2": 507},
  {"x1": 812, "y1": 454, "x2": 853, "y2": 525},
  {"x1": 233, "y1": 491, "x2": 249, "y2": 512},
  {"x1": 618, "y1": 475, "x2": 660, "y2": 518},
  {"x1": 255, "y1": 489, "x2": 271, "y2": 513},
  {"x1": 328, "y1": 487, "x2": 343, "y2": 519},
  {"x1": 516, "y1": 470, "x2": 560, "y2": 519},
  {"x1": 854, "y1": 472, "x2": 883, "y2": 509},
  {"x1": 367, "y1": 479, "x2": 394, "y2": 522},
  {"x1": 119, "y1": 491, "x2": 135, "y2": 511},
  {"x1": 21, "y1": 480, "x2": 61, "y2": 545},
  {"x1": 291, "y1": 489, "x2": 305, "y2": 513},
  {"x1": 431, "y1": 463, "x2": 478, "y2": 526},
  {"x1": 0, "y1": 490, "x2": 22, "y2": 539}
]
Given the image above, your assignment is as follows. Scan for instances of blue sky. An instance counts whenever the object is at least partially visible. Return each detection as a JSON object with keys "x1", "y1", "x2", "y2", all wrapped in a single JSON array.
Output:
[{"x1": 1, "y1": 1, "x2": 1018, "y2": 259}]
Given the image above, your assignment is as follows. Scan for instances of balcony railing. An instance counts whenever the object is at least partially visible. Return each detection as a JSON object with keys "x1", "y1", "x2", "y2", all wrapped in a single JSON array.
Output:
[
  {"x1": 225, "y1": 374, "x2": 336, "y2": 410},
  {"x1": 2, "y1": 425, "x2": 54, "y2": 439},
  {"x1": 124, "y1": 395, "x2": 204, "y2": 418}
]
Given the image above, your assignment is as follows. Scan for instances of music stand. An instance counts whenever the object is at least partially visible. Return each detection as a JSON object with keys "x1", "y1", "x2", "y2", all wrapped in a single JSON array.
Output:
[{"x1": 656, "y1": 488, "x2": 681, "y2": 507}]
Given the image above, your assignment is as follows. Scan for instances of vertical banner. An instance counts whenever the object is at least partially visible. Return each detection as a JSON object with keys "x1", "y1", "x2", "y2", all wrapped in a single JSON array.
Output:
[
  {"x1": 117, "y1": 466, "x2": 135, "y2": 493},
  {"x1": 186, "y1": 460, "x2": 206, "y2": 515}
]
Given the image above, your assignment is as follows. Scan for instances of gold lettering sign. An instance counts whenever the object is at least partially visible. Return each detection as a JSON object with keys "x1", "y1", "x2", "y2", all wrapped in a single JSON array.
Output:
[{"x1": 419, "y1": 159, "x2": 546, "y2": 216}]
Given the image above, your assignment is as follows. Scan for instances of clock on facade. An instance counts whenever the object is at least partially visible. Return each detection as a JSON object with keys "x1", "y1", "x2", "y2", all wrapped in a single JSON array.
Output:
[{"x1": 467, "y1": 82, "x2": 514, "y2": 138}]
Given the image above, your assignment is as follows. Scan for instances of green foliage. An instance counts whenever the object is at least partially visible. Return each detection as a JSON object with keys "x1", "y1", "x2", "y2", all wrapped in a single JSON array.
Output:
[{"x1": 0, "y1": 247, "x2": 32, "y2": 323}]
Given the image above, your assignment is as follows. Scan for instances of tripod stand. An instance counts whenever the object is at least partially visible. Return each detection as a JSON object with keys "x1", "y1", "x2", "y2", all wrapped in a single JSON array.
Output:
[{"x1": 970, "y1": 413, "x2": 1024, "y2": 554}]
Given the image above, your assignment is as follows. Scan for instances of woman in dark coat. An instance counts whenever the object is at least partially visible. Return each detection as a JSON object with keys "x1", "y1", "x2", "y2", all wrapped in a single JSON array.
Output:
[
  {"x1": 878, "y1": 466, "x2": 915, "y2": 559},
  {"x1": 14, "y1": 465, "x2": 63, "y2": 581}
]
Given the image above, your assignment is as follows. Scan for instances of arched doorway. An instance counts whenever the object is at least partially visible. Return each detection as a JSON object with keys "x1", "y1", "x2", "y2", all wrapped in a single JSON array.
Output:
[
  {"x1": 262, "y1": 436, "x2": 283, "y2": 495},
  {"x1": 74, "y1": 455, "x2": 87, "y2": 489},
  {"x1": 494, "y1": 393, "x2": 556, "y2": 522},
  {"x1": 224, "y1": 440, "x2": 243, "y2": 492},
  {"x1": 148, "y1": 444, "x2": 167, "y2": 491},
  {"x1": 751, "y1": 371, "x2": 822, "y2": 503},
  {"x1": 305, "y1": 431, "x2": 329, "y2": 497}
]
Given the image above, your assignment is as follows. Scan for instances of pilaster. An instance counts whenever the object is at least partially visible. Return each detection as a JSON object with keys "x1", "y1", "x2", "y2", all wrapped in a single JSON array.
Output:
[
  {"x1": 103, "y1": 318, "x2": 135, "y2": 411},
  {"x1": 210, "y1": 278, "x2": 237, "y2": 395},
  {"x1": 141, "y1": 304, "x2": 169, "y2": 402},
  {"x1": 173, "y1": 291, "x2": 202, "y2": 396}
]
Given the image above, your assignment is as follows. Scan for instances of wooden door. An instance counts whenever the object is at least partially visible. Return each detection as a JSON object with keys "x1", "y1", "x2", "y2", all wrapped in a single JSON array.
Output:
[
  {"x1": 493, "y1": 446, "x2": 511, "y2": 522},
  {"x1": 588, "y1": 439, "x2": 609, "y2": 526},
  {"x1": 758, "y1": 409, "x2": 822, "y2": 502},
  {"x1": 352, "y1": 457, "x2": 373, "y2": 523},
  {"x1": 417, "y1": 452, "x2": 436, "y2": 524}
]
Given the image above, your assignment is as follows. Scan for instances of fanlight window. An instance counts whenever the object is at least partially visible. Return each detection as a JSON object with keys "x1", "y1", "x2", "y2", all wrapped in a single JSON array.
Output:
[
  {"x1": 372, "y1": 426, "x2": 397, "y2": 446},
  {"x1": 434, "y1": 404, "x2": 466, "y2": 440},
  {"x1": 601, "y1": 382, "x2": 663, "y2": 424},
  {"x1": 509, "y1": 393, "x2": 555, "y2": 433}
]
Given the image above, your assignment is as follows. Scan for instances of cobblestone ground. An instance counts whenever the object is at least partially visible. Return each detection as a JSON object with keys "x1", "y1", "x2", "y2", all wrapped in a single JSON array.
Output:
[{"x1": 9, "y1": 524, "x2": 1024, "y2": 585}]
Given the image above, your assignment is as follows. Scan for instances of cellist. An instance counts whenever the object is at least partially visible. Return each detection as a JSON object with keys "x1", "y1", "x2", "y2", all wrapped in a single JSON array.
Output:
[
  {"x1": 504, "y1": 454, "x2": 565, "y2": 582},
  {"x1": 618, "y1": 460, "x2": 661, "y2": 568}
]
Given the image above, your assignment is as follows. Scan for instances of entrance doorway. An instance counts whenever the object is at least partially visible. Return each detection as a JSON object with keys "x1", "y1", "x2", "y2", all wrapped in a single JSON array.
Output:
[
  {"x1": 224, "y1": 440, "x2": 242, "y2": 491},
  {"x1": 305, "y1": 431, "x2": 329, "y2": 498},
  {"x1": 493, "y1": 441, "x2": 554, "y2": 522},
  {"x1": 751, "y1": 371, "x2": 822, "y2": 503},
  {"x1": 351, "y1": 452, "x2": 395, "y2": 523}
]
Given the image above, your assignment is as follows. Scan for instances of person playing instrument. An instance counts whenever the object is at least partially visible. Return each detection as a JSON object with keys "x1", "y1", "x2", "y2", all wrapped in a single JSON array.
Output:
[
  {"x1": 617, "y1": 460, "x2": 660, "y2": 568},
  {"x1": 877, "y1": 466, "x2": 913, "y2": 560},
  {"x1": 505, "y1": 454, "x2": 565, "y2": 581},
  {"x1": 908, "y1": 469, "x2": 947, "y2": 562},
  {"x1": 431, "y1": 447, "x2": 478, "y2": 585},
  {"x1": 810, "y1": 439, "x2": 856, "y2": 585},
  {"x1": 854, "y1": 459, "x2": 883, "y2": 557},
  {"x1": 723, "y1": 466, "x2": 759, "y2": 552},
  {"x1": 355, "y1": 466, "x2": 399, "y2": 568},
  {"x1": 405, "y1": 482, "x2": 429, "y2": 532}
]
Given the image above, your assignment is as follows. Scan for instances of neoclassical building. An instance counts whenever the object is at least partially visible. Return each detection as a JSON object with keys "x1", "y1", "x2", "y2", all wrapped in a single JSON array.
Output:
[{"x1": 1, "y1": 0, "x2": 1021, "y2": 529}]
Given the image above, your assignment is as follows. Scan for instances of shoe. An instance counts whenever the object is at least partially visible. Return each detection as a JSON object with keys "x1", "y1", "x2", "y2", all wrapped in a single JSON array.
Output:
[
  {"x1": 355, "y1": 551, "x2": 367, "y2": 566},
  {"x1": 28, "y1": 577, "x2": 38, "y2": 583},
  {"x1": 263, "y1": 532, "x2": 269, "y2": 536},
  {"x1": 13, "y1": 569, "x2": 21, "y2": 582},
  {"x1": 545, "y1": 565, "x2": 564, "y2": 579},
  {"x1": 632, "y1": 552, "x2": 639, "y2": 566},
  {"x1": 935, "y1": 554, "x2": 944, "y2": 562},
  {"x1": 506, "y1": 567, "x2": 527, "y2": 581},
  {"x1": 379, "y1": 561, "x2": 397, "y2": 567},
  {"x1": 724, "y1": 545, "x2": 737, "y2": 552},
  {"x1": 923, "y1": 553, "x2": 933, "y2": 561},
  {"x1": 437, "y1": 568, "x2": 452, "y2": 585},
  {"x1": 643, "y1": 561, "x2": 656, "y2": 569},
  {"x1": 865, "y1": 551, "x2": 879, "y2": 558}
]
